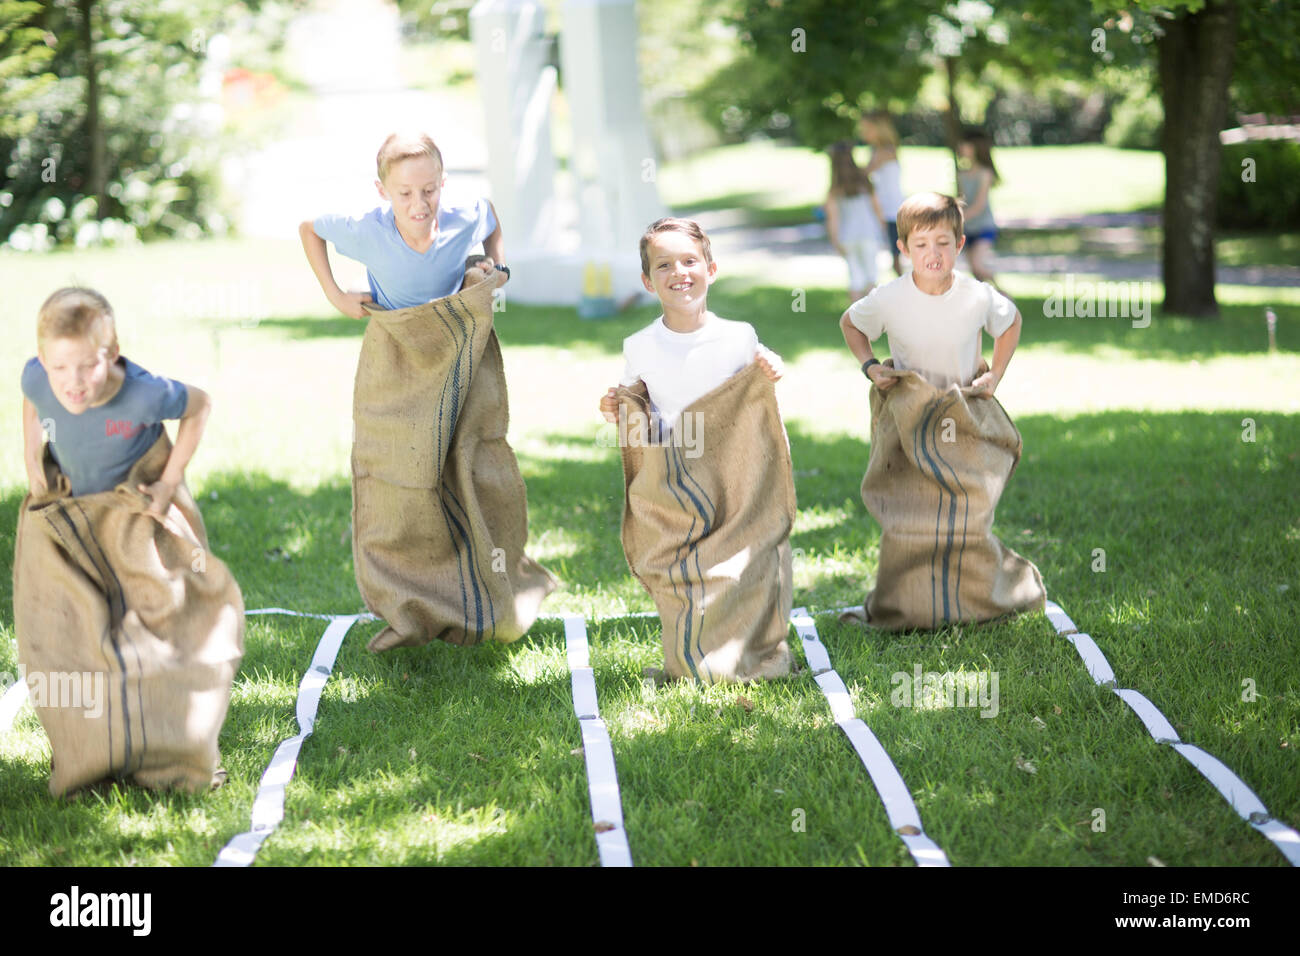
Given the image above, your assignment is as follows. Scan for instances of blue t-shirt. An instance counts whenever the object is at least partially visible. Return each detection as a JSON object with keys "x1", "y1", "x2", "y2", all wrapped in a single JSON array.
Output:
[
  {"x1": 313, "y1": 199, "x2": 497, "y2": 309},
  {"x1": 22, "y1": 356, "x2": 190, "y2": 495}
]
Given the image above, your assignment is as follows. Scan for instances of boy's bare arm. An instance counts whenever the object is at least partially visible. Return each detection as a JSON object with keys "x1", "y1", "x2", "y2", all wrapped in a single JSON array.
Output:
[
  {"x1": 972, "y1": 310, "x2": 1022, "y2": 396},
  {"x1": 824, "y1": 196, "x2": 843, "y2": 254},
  {"x1": 22, "y1": 398, "x2": 47, "y2": 495},
  {"x1": 839, "y1": 310, "x2": 895, "y2": 390},
  {"x1": 299, "y1": 221, "x2": 373, "y2": 319},
  {"x1": 481, "y1": 202, "x2": 507, "y2": 283},
  {"x1": 139, "y1": 385, "x2": 211, "y2": 515}
]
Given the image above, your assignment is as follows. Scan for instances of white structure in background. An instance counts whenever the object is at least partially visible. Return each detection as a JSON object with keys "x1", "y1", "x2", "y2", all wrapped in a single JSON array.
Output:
[{"x1": 470, "y1": 0, "x2": 665, "y2": 306}]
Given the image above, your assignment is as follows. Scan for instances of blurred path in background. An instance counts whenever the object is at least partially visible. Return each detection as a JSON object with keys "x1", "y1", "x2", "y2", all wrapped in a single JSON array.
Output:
[{"x1": 225, "y1": 0, "x2": 488, "y2": 240}]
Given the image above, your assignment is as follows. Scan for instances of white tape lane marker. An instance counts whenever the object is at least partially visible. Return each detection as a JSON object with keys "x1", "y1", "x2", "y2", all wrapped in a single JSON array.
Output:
[
  {"x1": 246, "y1": 607, "x2": 378, "y2": 622},
  {"x1": 1041, "y1": 599, "x2": 1298, "y2": 867},
  {"x1": 792, "y1": 608, "x2": 950, "y2": 867},
  {"x1": 562, "y1": 614, "x2": 632, "y2": 868},
  {"x1": 214, "y1": 613, "x2": 362, "y2": 867},
  {"x1": 0, "y1": 679, "x2": 30, "y2": 735}
]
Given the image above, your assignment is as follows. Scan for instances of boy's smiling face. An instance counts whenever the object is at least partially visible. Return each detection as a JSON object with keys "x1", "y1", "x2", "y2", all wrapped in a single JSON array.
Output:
[
  {"x1": 641, "y1": 230, "x2": 717, "y2": 310},
  {"x1": 901, "y1": 224, "x2": 964, "y2": 288},
  {"x1": 377, "y1": 155, "x2": 444, "y2": 237},
  {"x1": 39, "y1": 334, "x2": 120, "y2": 415}
]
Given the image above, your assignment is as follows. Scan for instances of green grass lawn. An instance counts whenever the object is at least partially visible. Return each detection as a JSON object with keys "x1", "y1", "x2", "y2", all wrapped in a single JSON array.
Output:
[{"x1": 1, "y1": 207, "x2": 1297, "y2": 866}]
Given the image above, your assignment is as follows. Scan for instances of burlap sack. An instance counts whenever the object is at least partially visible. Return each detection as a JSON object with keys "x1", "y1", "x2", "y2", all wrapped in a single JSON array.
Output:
[
  {"x1": 616, "y1": 362, "x2": 795, "y2": 683},
  {"x1": 13, "y1": 435, "x2": 245, "y2": 796},
  {"x1": 352, "y1": 273, "x2": 557, "y2": 650},
  {"x1": 858, "y1": 364, "x2": 1046, "y2": 629}
]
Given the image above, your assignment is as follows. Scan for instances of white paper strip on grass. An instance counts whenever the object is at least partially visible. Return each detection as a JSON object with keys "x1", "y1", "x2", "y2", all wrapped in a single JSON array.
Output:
[
  {"x1": 1049, "y1": 600, "x2": 1300, "y2": 868},
  {"x1": 245, "y1": 607, "x2": 377, "y2": 622},
  {"x1": 214, "y1": 614, "x2": 361, "y2": 867},
  {"x1": 1065, "y1": 634, "x2": 1116, "y2": 686},
  {"x1": 793, "y1": 608, "x2": 950, "y2": 868},
  {"x1": 1043, "y1": 600, "x2": 1078, "y2": 635},
  {"x1": 0, "y1": 679, "x2": 29, "y2": 735},
  {"x1": 562, "y1": 614, "x2": 632, "y2": 868},
  {"x1": 1113, "y1": 689, "x2": 1180, "y2": 743}
]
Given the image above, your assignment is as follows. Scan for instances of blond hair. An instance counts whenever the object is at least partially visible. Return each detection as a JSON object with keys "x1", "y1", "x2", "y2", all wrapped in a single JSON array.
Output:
[
  {"x1": 639, "y1": 217, "x2": 713, "y2": 276},
  {"x1": 896, "y1": 192, "x2": 964, "y2": 246},
  {"x1": 376, "y1": 132, "x2": 444, "y2": 183},
  {"x1": 860, "y1": 111, "x2": 900, "y2": 149},
  {"x1": 37, "y1": 287, "x2": 118, "y2": 353}
]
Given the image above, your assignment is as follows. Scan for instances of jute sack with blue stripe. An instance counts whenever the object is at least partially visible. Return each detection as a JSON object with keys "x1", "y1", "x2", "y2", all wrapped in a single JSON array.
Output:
[
  {"x1": 616, "y1": 362, "x2": 795, "y2": 683},
  {"x1": 13, "y1": 435, "x2": 245, "y2": 796},
  {"x1": 857, "y1": 364, "x2": 1046, "y2": 630},
  {"x1": 353, "y1": 273, "x2": 557, "y2": 650}
]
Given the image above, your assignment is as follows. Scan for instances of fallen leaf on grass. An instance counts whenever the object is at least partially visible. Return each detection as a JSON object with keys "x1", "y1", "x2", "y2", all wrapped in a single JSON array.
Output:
[
  {"x1": 736, "y1": 694, "x2": 754, "y2": 712},
  {"x1": 469, "y1": 752, "x2": 486, "y2": 762},
  {"x1": 1031, "y1": 716, "x2": 1047, "y2": 730},
  {"x1": 570, "y1": 747, "x2": 584, "y2": 756},
  {"x1": 1053, "y1": 705, "x2": 1062, "y2": 715},
  {"x1": 1015, "y1": 756, "x2": 1037, "y2": 774},
  {"x1": 594, "y1": 821, "x2": 616, "y2": 833},
  {"x1": 1147, "y1": 856, "x2": 1166, "y2": 867}
]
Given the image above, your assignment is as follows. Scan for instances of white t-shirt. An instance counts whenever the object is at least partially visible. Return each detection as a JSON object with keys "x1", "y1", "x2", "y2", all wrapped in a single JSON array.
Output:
[
  {"x1": 846, "y1": 270, "x2": 1017, "y2": 389},
  {"x1": 621, "y1": 313, "x2": 759, "y2": 430}
]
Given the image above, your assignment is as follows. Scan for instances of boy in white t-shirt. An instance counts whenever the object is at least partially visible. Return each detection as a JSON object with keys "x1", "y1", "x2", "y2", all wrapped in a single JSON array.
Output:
[
  {"x1": 599, "y1": 217, "x2": 781, "y2": 429},
  {"x1": 838, "y1": 191, "x2": 1021, "y2": 393}
]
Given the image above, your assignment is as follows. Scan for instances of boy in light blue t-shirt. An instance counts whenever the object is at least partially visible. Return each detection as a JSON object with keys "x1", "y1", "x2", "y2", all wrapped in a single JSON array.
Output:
[{"x1": 299, "y1": 131, "x2": 509, "y2": 317}]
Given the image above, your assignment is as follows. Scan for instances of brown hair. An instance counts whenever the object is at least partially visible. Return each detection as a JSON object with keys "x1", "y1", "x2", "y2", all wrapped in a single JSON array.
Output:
[
  {"x1": 896, "y1": 192, "x2": 964, "y2": 246},
  {"x1": 37, "y1": 287, "x2": 117, "y2": 352},
  {"x1": 961, "y1": 129, "x2": 1000, "y2": 184},
  {"x1": 828, "y1": 141, "x2": 873, "y2": 198},
  {"x1": 376, "y1": 132, "x2": 444, "y2": 183},
  {"x1": 859, "y1": 110, "x2": 900, "y2": 150},
  {"x1": 639, "y1": 217, "x2": 713, "y2": 276}
]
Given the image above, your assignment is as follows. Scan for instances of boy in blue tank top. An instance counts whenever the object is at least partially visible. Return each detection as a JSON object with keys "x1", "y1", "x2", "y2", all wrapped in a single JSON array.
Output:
[{"x1": 21, "y1": 287, "x2": 211, "y2": 509}]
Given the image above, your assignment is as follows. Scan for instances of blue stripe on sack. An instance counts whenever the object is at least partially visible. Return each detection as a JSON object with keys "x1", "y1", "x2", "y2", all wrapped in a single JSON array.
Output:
[
  {"x1": 921, "y1": 396, "x2": 970, "y2": 622},
  {"x1": 913, "y1": 399, "x2": 952, "y2": 626},
  {"x1": 442, "y1": 483, "x2": 496, "y2": 642},
  {"x1": 670, "y1": 442, "x2": 717, "y2": 682},
  {"x1": 661, "y1": 446, "x2": 701, "y2": 681}
]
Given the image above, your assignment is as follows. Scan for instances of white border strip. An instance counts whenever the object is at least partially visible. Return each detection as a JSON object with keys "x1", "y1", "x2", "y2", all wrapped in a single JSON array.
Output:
[
  {"x1": 214, "y1": 613, "x2": 362, "y2": 867},
  {"x1": 792, "y1": 608, "x2": 950, "y2": 867},
  {"x1": 0, "y1": 679, "x2": 29, "y2": 735},
  {"x1": 562, "y1": 614, "x2": 632, "y2": 867},
  {"x1": 1042, "y1": 600, "x2": 1299, "y2": 867}
]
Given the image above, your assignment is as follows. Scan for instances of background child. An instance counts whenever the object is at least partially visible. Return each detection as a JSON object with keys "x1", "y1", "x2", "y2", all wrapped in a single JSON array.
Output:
[
  {"x1": 825, "y1": 141, "x2": 886, "y2": 305},
  {"x1": 22, "y1": 287, "x2": 210, "y2": 509},
  {"x1": 859, "y1": 111, "x2": 905, "y2": 278},
  {"x1": 838, "y1": 191, "x2": 1021, "y2": 395},
  {"x1": 599, "y1": 217, "x2": 781, "y2": 431},
  {"x1": 958, "y1": 129, "x2": 1001, "y2": 288},
  {"x1": 299, "y1": 131, "x2": 507, "y2": 318}
]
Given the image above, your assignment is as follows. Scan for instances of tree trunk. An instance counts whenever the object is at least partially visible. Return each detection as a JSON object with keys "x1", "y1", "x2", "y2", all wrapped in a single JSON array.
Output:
[
  {"x1": 77, "y1": 0, "x2": 106, "y2": 219},
  {"x1": 943, "y1": 56, "x2": 962, "y2": 190},
  {"x1": 1158, "y1": 0, "x2": 1238, "y2": 318}
]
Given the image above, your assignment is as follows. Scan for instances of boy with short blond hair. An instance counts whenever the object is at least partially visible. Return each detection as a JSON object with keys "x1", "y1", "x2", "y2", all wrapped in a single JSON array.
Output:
[
  {"x1": 839, "y1": 191, "x2": 1021, "y2": 392},
  {"x1": 22, "y1": 287, "x2": 211, "y2": 509},
  {"x1": 299, "y1": 131, "x2": 507, "y2": 318}
]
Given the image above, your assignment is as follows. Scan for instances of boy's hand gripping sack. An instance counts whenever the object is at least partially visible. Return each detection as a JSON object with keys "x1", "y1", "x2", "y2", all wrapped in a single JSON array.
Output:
[
  {"x1": 858, "y1": 365, "x2": 1046, "y2": 629},
  {"x1": 352, "y1": 274, "x2": 557, "y2": 650},
  {"x1": 13, "y1": 436, "x2": 245, "y2": 796},
  {"x1": 616, "y1": 363, "x2": 795, "y2": 683}
]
